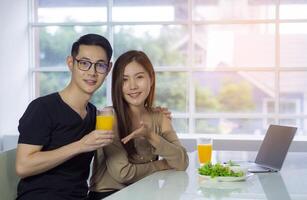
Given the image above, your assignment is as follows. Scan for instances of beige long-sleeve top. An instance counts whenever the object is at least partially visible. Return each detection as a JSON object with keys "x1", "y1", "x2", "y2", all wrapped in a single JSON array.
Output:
[{"x1": 89, "y1": 111, "x2": 189, "y2": 192}]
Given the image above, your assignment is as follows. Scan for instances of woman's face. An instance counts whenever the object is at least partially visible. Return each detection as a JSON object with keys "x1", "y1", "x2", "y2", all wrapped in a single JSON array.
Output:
[{"x1": 122, "y1": 61, "x2": 152, "y2": 108}]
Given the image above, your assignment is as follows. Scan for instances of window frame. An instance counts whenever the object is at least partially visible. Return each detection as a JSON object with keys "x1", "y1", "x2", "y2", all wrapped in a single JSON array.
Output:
[{"x1": 29, "y1": 0, "x2": 307, "y2": 151}]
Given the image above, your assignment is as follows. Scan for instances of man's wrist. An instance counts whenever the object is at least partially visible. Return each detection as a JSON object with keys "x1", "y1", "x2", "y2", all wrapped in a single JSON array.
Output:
[{"x1": 70, "y1": 140, "x2": 82, "y2": 154}]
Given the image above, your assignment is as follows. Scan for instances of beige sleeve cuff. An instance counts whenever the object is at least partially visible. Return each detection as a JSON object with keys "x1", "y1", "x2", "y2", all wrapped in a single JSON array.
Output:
[{"x1": 152, "y1": 136, "x2": 189, "y2": 171}]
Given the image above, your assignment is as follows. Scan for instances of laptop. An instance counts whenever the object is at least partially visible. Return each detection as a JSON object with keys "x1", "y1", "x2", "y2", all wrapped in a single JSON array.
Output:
[
  {"x1": 236, "y1": 125, "x2": 297, "y2": 173},
  {"x1": 249, "y1": 124, "x2": 297, "y2": 172}
]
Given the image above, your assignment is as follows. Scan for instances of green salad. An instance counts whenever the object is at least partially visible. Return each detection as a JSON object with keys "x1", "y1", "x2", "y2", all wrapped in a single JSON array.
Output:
[{"x1": 198, "y1": 162, "x2": 244, "y2": 178}]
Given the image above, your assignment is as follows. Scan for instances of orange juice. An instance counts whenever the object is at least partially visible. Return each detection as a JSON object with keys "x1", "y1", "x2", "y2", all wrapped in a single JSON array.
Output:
[
  {"x1": 96, "y1": 115, "x2": 114, "y2": 130},
  {"x1": 197, "y1": 144, "x2": 212, "y2": 164}
]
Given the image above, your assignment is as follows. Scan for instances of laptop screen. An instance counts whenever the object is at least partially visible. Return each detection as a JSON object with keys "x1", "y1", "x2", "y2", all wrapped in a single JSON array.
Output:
[{"x1": 255, "y1": 125, "x2": 297, "y2": 171}]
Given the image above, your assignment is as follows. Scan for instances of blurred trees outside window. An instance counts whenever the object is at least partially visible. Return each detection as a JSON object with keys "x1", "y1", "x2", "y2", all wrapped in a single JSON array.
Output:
[{"x1": 32, "y1": 0, "x2": 307, "y2": 135}]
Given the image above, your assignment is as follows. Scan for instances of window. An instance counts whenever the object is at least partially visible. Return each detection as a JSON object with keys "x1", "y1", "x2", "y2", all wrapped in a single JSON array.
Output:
[{"x1": 30, "y1": 0, "x2": 307, "y2": 137}]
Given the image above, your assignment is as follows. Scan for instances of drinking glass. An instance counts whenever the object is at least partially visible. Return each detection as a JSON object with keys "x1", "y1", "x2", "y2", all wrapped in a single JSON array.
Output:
[
  {"x1": 96, "y1": 106, "x2": 114, "y2": 130},
  {"x1": 197, "y1": 138, "x2": 213, "y2": 164}
]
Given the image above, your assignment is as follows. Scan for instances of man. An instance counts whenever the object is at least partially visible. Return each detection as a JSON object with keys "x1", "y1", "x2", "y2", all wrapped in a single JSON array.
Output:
[{"x1": 15, "y1": 34, "x2": 114, "y2": 200}]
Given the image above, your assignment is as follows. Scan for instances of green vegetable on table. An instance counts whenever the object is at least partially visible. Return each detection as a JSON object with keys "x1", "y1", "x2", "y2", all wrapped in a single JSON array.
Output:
[
  {"x1": 198, "y1": 162, "x2": 244, "y2": 178},
  {"x1": 226, "y1": 160, "x2": 240, "y2": 166}
]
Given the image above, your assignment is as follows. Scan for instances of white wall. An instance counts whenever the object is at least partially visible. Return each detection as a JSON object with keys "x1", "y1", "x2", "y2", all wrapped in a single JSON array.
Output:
[{"x1": 0, "y1": 0, "x2": 29, "y2": 136}]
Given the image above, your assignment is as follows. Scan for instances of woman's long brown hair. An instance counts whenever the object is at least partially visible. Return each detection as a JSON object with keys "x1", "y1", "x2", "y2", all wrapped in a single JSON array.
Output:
[{"x1": 112, "y1": 50, "x2": 156, "y2": 155}]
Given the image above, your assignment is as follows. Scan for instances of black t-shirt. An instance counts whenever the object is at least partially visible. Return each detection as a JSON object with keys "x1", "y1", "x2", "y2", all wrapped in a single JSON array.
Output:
[{"x1": 16, "y1": 93, "x2": 96, "y2": 200}]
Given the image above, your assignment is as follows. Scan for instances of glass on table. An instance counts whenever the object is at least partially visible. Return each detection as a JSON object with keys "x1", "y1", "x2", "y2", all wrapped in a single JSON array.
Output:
[
  {"x1": 96, "y1": 106, "x2": 114, "y2": 131},
  {"x1": 197, "y1": 138, "x2": 213, "y2": 165}
]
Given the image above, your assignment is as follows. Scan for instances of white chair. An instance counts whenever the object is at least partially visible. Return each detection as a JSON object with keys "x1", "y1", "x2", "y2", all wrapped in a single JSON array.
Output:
[
  {"x1": 0, "y1": 149, "x2": 19, "y2": 199},
  {"x1": 2, "y1": 135, "x2": 18, "y2": 151}
]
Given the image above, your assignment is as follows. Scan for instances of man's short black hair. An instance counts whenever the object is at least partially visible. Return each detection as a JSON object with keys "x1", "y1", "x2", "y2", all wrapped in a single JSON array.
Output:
[{"x1": 71, "y1": 34, "x2": 113, "y2": 62}]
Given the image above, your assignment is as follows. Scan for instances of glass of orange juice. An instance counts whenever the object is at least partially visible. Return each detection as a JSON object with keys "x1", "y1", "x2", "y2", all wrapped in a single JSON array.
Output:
[
  {"x1": 197, "y1": 138, "x2": 212, "y2": 165},
  {"x1": 96, "y1": 106, "x2": 114, "y2": 130}
]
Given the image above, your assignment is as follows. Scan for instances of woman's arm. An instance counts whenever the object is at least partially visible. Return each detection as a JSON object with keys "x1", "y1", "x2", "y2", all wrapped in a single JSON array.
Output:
[
  {"x1": 148, "y1": 113, "x2": 189, "y2": 171},
  {"x1": 103, "y1": 136, "x2": 170, "y2": 185},
  {"x1": 94, "y1": 117, "x2": 171, "y2": 185},
  {"x1": 120, "y1": 112, "x2": 189, "y2": 171}
]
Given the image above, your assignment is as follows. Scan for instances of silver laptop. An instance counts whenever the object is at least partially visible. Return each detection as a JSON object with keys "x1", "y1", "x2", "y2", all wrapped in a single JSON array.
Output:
[{"x1": 247, "y1": 124, "x2": 297, "y2": 173}]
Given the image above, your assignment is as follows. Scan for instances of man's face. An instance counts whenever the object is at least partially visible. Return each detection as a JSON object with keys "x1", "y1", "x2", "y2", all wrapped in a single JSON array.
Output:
[{"x1": 67, "y1": 45, "x2": 110, "y2": 95}]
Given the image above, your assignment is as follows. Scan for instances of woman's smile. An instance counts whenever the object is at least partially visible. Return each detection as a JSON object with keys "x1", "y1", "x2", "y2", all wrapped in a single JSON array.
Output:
[{"x1": 128, "y1": 92, "x2": 142, "y2": 98}]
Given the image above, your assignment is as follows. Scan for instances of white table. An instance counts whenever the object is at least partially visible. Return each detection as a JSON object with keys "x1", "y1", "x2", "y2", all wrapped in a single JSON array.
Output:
[{"x1": 104, "y1": 151, "x2": 307, "y2": 200}]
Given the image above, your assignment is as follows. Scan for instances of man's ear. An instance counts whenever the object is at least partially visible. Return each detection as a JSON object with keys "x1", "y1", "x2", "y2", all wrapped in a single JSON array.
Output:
[
  {"x1": 107, "y1": 62, "x2": 113, "y2": 73},
  {"x1": 66, "y1": 56, "x2": 74, "y2": 71}
]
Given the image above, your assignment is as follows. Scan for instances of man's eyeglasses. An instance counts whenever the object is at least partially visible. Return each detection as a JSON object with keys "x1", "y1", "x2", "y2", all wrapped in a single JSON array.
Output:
[{"x1": 73, "y1": 57, "x2": 109, "y2": 74}]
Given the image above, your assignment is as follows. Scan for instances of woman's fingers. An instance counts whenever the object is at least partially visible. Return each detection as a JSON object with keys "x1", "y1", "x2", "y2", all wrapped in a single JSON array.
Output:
[
  {"x1": 121, "y1": 131, "x2": 136, "y2": 144},
  {"x1": 121, "y1": 134, "x2": 134, "y2": 144},
  {"x1": 121, "y1": 126, "x2": 144, "y2": 144}
]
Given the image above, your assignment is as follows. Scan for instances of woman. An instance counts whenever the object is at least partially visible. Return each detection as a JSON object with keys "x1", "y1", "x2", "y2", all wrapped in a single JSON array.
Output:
[{"x1": 88, "y1": 50, "x2": 189, "y2": 199}]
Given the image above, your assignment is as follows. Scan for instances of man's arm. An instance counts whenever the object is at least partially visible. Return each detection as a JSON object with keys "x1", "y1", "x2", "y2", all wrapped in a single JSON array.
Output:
[{"x1": 16, "y1": 130, "x2": 113, "y2": 178}]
